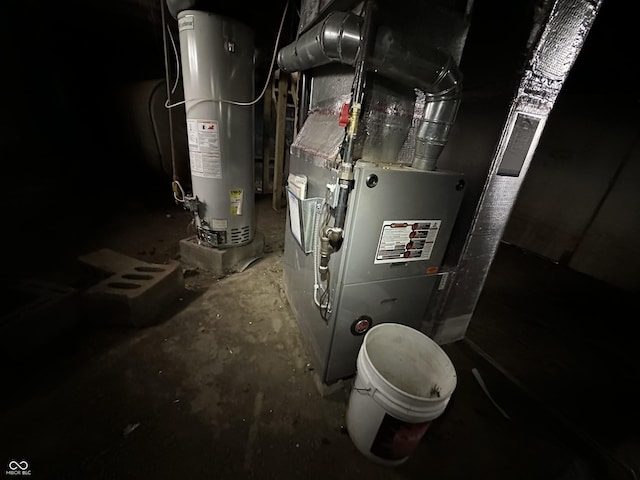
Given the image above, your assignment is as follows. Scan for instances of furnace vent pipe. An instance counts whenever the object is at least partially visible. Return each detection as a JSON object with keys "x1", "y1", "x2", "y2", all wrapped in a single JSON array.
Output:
[
  {"x1": 277, "y1": 11, "x2": 363, "y2": 73},
  {"x1": 412, "y1": 92, "x2": 460, "y2": 171}
]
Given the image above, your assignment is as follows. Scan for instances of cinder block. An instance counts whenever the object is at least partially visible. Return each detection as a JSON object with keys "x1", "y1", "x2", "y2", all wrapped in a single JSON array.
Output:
[
  {"x1": 179, "y1": 231, "x2": 265, "y2": 276},
  {"x1": 77, "y1": 248, "x2": 147, "y2": 275},
  {"x1": 79, "y1": 251, "x2": 184, "y2": 327}
]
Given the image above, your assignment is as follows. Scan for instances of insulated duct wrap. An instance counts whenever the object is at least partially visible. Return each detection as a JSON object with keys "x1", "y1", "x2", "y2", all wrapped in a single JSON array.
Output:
[
  {"x1": 291, "y1": 93, "x2": 352, "y2": 169},
  {"x1": 357, "y1": 82, "x2": 414, "y2": 163},
  {"x1": 278, "y1": 9, "x2": 464, "y2": 170},
  {"x1": 515, "y1": 0, "x2": 599, "y2": 113},
  {"x1": 366, "y1": 26, "x2": 462, "y2": 170},
  {"x1": 430, "y1": 0, "x2": 603, "y2": 343},
  {"x1": 367, "y1": 26, "x2": 461, "y2": 93}
]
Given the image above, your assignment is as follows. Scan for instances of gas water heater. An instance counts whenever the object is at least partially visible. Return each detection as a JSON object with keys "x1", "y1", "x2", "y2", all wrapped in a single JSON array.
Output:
[{"x1": 168, "y1": 4, "x2": 256, "y2": 248}]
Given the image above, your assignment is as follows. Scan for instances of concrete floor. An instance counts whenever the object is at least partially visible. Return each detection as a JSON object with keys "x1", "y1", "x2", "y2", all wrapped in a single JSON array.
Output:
[{"x1": 1, "y1": 192, "x2": 638, "y2": 480}]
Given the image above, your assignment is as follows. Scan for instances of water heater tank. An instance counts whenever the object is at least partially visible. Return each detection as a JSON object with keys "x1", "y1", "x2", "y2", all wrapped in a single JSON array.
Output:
[{"x1": 177, "y1": 10, "x2": 255, "y2": 247}]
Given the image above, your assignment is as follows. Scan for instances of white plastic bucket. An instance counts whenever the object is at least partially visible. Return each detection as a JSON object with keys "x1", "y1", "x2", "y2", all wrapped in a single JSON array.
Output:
[{"x1": 346, "y1": 323, "x2": 457, "y2": 466}]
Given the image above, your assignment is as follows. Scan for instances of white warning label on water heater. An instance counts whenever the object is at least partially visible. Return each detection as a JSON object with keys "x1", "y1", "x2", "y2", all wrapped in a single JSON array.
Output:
[
  {"x1": 187, "y1": 119, "x2": 222, "y2": 179},
  {"x1": 178, "y1": 15, "x2": 195, "y2": 31},
  {"x1": 374, "y1": 220, "x2": 441, "y2": 264}
]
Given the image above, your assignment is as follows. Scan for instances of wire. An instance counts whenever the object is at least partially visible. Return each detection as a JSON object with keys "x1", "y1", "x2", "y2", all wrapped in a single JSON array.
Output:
[
  {"x1": 172, "y1": 179, "x2": 186, "y2": 203},
  {"x1": 225, "y1": 0, "x2": 289, "y2": 106},
  {"x1": 312, "y1": 201, "x2": 328, "y2": 307},
  {"x1": 160, "y1": 0, "x2": 180, "y2": 189},
  {"x1": 315, "y1": 199, "x2": 333, "y2": 323},
  {"x1": 164, "y1": 0, "x2": 290, "y2": 109},
  {"x1": 472, "y1": 368, "x2": 511, "y2": 420},
  {"x1": 312, "y1": 199, "x2": 332, "y2": 323},
  {"x1": 167, "y1": 25, "x2": 180, "y2": 95},
  {"x1": 319, "y1": 269, "x2": 331, "y2": 324}
]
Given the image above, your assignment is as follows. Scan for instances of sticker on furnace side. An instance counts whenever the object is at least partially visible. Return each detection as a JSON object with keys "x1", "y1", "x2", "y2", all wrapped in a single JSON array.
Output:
[
  {"x1": 374, "y1": 220, "x2": 441, "y2": 264},
  {"x1": 187, "y1": 119, "x2": 222, "y2": 179}
]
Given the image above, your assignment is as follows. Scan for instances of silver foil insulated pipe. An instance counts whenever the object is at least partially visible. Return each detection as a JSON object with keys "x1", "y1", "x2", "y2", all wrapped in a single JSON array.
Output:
[{"x1": 277, "y1": 12, "x2": 363, "y2": 72}]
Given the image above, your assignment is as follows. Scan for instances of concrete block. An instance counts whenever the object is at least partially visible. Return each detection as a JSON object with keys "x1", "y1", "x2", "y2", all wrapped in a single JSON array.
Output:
[
  {"x1": 179, "y1": 231, "x2": 265, "y2": 276},
  {"x1": 77, "y1": 248, "x2": 147, "y2": 275},
  {"x1": 79, "y1": 252, "x2": 184, "y2": 327}
]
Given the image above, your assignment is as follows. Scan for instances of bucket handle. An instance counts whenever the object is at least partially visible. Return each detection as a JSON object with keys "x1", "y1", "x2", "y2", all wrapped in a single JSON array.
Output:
[
  {"x1": 354, "y1": 386, "x2": 381, "y2": 401},
  {"x1": 354, "y1": 387, "x2": 372, "y2": 394}
]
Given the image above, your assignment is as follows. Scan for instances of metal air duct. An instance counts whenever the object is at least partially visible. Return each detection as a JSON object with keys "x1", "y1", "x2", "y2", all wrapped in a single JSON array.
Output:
[
  {"x1": 366, "y1": 26, "x2": 463, "y2": 171},
  {"x1": 277, "y1": 11, "x2": 363, "y2": 73},
  {"x1": 277, "y1": 15, "x2": 462, "y2": 171}
]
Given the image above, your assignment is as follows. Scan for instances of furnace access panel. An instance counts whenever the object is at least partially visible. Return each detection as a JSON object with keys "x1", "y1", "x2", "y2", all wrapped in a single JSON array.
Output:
[{"x1": 323, "y1": 161, "x2": 465, "y2": 382}]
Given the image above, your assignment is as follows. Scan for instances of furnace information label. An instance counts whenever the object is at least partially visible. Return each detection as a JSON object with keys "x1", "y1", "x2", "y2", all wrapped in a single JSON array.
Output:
[
  {"x1": 187, "y1": 119, "x2": 222, "y2": 179},
  {"x1": 374, "y1": 220, "x2": 441, "y2": 264}
]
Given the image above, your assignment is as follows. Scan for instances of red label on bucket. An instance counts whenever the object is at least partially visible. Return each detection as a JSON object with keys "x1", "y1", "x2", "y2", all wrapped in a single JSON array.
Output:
[{"x1": 370, "y1": 414, "x2": 432, "y2": 461}]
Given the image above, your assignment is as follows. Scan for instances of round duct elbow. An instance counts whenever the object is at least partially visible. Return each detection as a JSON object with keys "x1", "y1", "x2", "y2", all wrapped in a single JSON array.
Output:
[{"x1": 277, "y1": 11, "x2": 363, "y2": 72}]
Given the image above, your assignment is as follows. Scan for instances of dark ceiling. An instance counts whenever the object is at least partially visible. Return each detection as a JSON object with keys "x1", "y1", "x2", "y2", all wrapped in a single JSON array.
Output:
[
  {"x1": 5, "y1": 0, "x2": 634, "y2": 94},
  {"x1": 5, "y1": 0, "x2": 297, "y2": 83},
  {"x1": 2, "y1": 0, "x2": 636, "y2": 190}
]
